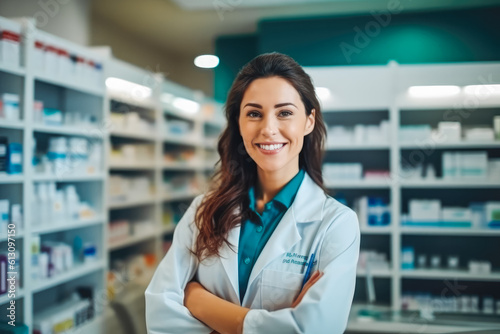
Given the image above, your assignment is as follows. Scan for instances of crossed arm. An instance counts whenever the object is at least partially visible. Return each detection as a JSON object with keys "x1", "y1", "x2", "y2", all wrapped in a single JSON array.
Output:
[{"x1": 183, "y1": 271, "x2": 324, "y2": 334}]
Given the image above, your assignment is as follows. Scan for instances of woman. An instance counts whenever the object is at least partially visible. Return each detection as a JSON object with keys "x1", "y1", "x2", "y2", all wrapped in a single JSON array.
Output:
[{"x1": 145, "y1": 52, "x2": 360, "y2": 334}]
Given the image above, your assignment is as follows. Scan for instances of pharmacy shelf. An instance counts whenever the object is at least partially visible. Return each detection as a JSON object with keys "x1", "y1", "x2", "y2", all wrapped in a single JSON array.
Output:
[
  {"x1": 0, "y1": 173, "x2": 24, "y2": 184},
  {"x1": 109, "y1": 229, "x2": 158, "y2": 251},
  {"x1": 399, "y1": 179, "x2": 500, "y2": 188},
  {"x1": 34, "y1": 73, "x2": 104, "y2": 97},
  {"x1": 33, "y1": 173, "x2": 105, "y2": 182},
  {"x1": 0, "y1": 62, "x2": 25, "y2": 76},
  {"x1": 400, "y1": 227, "x2": 500, "y2": 236},
  {"x1": 108, "y1": 161, "x2": 156, "y2": 170},
  {"x1": 400, "y1": 269, "x2": 500, "y2": 281},
  {"x1": 326, "y1": 143, "x2": 390, "y2": 150},
  {"x1": 399, "y1": 140, "x2": 500, "y2": 149},
  {"x1": 31, "y1": 260, "x2": 106, "y2": 293},
  {"x1": 325, "y1": 179, "x2": 392, "y2": 189},
  {"x1": 33, "y1": 124, "x2": 104, "y2": 137},
  {"x1": 162, "y1": 190, "x2": 200, "y2": 202},
  {"x1": 0, "y1": 289, "x2": 24, "y2": 305},
  {"x1": 108, "y1": 195, "x2": 157, "y2": 210},
  {"x1": 0, "y1": 120, "x2": 25, "y2": 130},
  {"x1": 31, "y1": 216, "x2": 104, "y2": 235},
  {"x1": 109, "y1": 129, "x2": 157, "y2": 141},
  {"x1": 356, "y1": 268, "x2": 393, "y2": 278}
]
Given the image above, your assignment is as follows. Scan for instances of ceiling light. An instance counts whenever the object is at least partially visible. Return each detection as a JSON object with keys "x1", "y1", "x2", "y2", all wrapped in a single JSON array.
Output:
[
  {"x1": 408, "y1": 85, "x2": 460, "y2": 98},
  {"x1": 105, "y1": 77, "x2": 152, "y2": 99},
  {"x1": 463, "y1": 84, "x2": 500, "y2": 96},
  {"x1": 194, "y1": 55, "x2": 219, "y2": 69}
]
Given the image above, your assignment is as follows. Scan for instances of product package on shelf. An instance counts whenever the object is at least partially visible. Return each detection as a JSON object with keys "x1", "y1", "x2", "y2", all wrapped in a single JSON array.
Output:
[{"x1": 0, "y1": 18, "x2": 21, "y2": 68}]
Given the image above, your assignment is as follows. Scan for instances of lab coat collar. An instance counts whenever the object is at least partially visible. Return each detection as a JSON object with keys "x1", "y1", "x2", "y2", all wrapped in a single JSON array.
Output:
[
  {"x1": 244, "y1": 172, "x2": 327, "y2": 304},
  {"x1": 219, "y1": 171, "x2": 327, "y2": 304}
]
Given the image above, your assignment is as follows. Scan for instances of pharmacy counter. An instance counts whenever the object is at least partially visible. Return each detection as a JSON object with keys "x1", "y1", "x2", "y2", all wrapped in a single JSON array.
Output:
[{"x1": 347, "y1": 305, "x2": 500, "y2": 334}]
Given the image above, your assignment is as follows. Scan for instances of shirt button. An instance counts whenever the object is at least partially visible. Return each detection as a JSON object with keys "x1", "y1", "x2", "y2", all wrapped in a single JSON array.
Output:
[
  {"x1": 244, "y1": 257, "x2": 251, "y2": 265},
  {"x1": 256, "y1": 226, "x2": 263, "y2": 233}
]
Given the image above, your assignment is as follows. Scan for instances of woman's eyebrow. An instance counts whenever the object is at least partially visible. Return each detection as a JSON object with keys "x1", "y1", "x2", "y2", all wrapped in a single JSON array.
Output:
[{"x1": 243, "y1": 102, "x2": 297, "y2": 109}]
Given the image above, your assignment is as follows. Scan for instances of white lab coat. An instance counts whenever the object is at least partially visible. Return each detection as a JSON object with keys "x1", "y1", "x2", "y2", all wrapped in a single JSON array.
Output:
[{"x1": 145, "y1": 172, "x2": 360, "y2": 334}]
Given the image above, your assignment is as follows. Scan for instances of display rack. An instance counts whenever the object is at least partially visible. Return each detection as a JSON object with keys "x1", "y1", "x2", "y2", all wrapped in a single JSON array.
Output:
[
  {"x1": 306, "y1": 62, "x2": 500, "y2": 328},
  {"x1": 103, "y1": 56, "x2": 225, "y2": 318},
  {"x1": 0, "y1": 15, "x2": 225, "y2": 332},
  {"x1": 0, "y1": 16, "x2": 107, "y2": 331}
]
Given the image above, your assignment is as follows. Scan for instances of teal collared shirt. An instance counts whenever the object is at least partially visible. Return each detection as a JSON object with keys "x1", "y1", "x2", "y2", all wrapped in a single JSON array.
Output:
[{"x1": 238, "y1": 168, "x2": 305, "y2": 303}]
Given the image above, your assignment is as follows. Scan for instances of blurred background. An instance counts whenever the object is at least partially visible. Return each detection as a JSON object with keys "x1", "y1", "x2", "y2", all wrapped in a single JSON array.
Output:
[{"x1": 1, "y1": 0, "x2": 500, "y2": 333}]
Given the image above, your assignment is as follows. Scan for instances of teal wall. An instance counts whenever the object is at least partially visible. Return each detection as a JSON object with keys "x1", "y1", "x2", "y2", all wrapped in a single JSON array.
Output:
[{"x1": 214, "y1": 5, "x2": 500, "y2": 102}]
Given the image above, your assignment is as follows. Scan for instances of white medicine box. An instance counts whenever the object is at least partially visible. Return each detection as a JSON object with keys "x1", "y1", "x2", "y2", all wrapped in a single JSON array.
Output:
[{"x1": 0, "y1": 22, "x2": 21, "y2": 68}]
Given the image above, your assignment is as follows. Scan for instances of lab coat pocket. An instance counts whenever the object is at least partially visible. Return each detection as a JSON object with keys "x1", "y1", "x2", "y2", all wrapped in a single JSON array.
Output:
[{"x1": 260, "y1": 269, "x2": 304, "y2": 311}]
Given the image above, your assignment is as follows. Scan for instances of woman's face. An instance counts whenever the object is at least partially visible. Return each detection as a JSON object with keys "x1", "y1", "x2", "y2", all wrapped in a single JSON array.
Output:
[{"x1": 238, "y1": 76, "x2": 315, "y2": 176}]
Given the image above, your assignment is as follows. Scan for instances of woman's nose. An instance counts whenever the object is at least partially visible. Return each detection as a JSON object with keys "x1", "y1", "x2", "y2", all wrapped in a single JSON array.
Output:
[{"x1": 260, "y1": 116, "x2": 278, "y2": 137}]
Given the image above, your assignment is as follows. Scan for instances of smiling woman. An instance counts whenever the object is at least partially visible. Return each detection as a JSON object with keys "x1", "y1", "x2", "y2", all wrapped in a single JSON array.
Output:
[{"x1": 145, "y1": 52, "x2": 360, "y2": 334}]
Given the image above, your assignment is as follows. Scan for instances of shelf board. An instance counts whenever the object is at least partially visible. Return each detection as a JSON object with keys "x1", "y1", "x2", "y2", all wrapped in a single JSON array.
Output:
[
  {"x1": 33, "y1": 173, "x2": 105, "y2": 182},
  {"x1": 326, "y1": 143, "x2": 390, "y2": 150},
  {"x1": 401, "y1": 227, "x2": 500, "y2": 236},
  {"x1": 0, "y1": 173, "x2": 24, "y2": 184},
  {"x1": 325, "y1": 179, "x2": 392, "y2": 189},
  {"x1": 163, "y1": 133, "x2": 203, "y2": 147},
  {"x1": 360, "y1": 226, "x2": 393, "y2": 234},
  {"x1": 0, "y1": 62, "x2": 25, "y2": 76},
  {"x1": 110, "y1": 93, "x2": 157, "y2": 110},
  {"x1": 400, "y1": 179, "x2": 500, "y2": 188},
  {"x1": 109, "y1": 129, "x2": 157, "y2": 141},
  {"x1": 108, "y1": 161, "x2": 156, "y2": 170},
  {"x1": 0, "y1": 288, "x2": 24, "y2": 305},
  {"x1": 162, "y1": 190, "x2": 200, "y2": 202},
  {"x1": 35, "y1": 73, "x2": 104, "y2": 97},
  {"x1": 400, "y1": 269, "x2": 500, "y2": 281},
  {"x1": 0, "y1": 231, "x2": 24, "y2": 242},
  {"x1": 163, "y1": 161, "x2": 204, "y2": 171},
  {"x1": 162, "y1": 223, "x2": 176, "y2": 234},
  {"x1": 32, "y1": 216, "x2": 104, "y2": 235},
  {"x1": 109, "y1": 229, "x2": 158, "y2": 251},
  {"x1": 33, "y1": 124, "x2": 104, "y2": 137},
  {"x1": 32, "y1": 260, "x2": 105, "y2": 293},
  {"x1": 0, "y1": 120, "x2": 24, "y2": 130},
  {"x1": 108, "y1": 196, "x2": 156, "y2": 209},
  {"x1": 356, "y1": 268, "x2": 393, "y2": 277},
  {"x1": 400, "y1": 140, "x2": 500, "y2": 149}
]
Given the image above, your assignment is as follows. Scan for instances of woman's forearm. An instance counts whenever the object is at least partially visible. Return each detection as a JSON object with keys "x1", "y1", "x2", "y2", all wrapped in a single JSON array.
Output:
[{"x1": 185, "y1": 282, "x2": 250, "y2": 334}]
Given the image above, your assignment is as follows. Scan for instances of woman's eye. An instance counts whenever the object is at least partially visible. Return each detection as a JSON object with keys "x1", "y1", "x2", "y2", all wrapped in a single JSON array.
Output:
[
  {"x1": 247, "y1": 111, "x2": 261, "y2": 118},
  {"x1": 279, "y1": 110, "x2": 293, "y2": 117}
]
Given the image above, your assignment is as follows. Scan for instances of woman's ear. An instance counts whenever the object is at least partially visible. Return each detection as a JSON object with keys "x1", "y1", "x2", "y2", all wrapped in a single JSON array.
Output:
[{"x1": 304, "y1": 109, "x2": 316, "y2": 136}]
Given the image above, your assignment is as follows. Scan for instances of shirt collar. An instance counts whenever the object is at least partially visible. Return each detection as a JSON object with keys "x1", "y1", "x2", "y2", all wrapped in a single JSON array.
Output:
[{"x1": 248, "y1": 168, "x2": 305, "y2": 212}]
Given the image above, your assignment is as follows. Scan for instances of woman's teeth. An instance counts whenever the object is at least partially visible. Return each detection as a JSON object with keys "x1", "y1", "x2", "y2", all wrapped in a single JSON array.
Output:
[{"x1": 259, "y1": 143, "x2": 284, "y2": 151}]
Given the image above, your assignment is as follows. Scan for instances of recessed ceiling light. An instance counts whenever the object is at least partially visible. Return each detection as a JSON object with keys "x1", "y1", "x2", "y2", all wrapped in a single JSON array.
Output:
[{"x1": 194, "y1": 55, "x2": 219, "y2": 69}]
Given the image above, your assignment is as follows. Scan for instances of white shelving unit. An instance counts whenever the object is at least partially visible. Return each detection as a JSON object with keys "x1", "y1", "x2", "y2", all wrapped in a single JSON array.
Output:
[
  {"x1": 103, "y1": 57, "x2": 224, "y2": 313},
  {"x1": 0, "y1": 16, "x2": 107, "y2": 330},
  {"x1": 306, "y1": 62, "x2": 500, "y2": 329}
]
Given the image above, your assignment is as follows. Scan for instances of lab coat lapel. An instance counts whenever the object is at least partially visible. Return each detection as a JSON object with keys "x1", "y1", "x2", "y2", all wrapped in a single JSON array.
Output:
[
  {"x1": 245, "y1": 173, "x2": 326, "y2": 294},
  {"x1": 219, "y1": 223, "x2": 241, "y2": 301}
]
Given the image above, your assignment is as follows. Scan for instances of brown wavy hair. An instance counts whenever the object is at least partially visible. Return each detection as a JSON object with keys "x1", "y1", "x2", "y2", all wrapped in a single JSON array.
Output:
[{"x1": 192, "y1": 52, "x2": 327, "y2": 261}]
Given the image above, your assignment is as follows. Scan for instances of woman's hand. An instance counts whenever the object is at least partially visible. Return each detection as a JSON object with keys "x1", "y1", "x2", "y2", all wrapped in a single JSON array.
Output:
[{"x1": 291, "y1": 270, "x2": 324, "y2": 308}]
